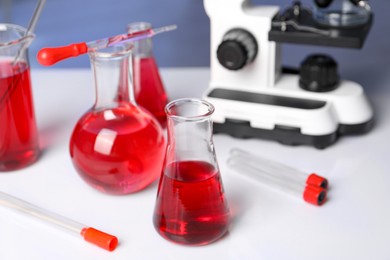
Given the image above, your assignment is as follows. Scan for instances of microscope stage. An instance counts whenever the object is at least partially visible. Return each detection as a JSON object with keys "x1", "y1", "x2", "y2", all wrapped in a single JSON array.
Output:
[{"x1": 269, "y1": 6, "x2": 373, "y2": 48}]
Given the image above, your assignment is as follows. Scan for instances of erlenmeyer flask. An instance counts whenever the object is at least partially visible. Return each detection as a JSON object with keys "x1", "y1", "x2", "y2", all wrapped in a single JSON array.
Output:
[
  {"x1": 128, "y1": 22, "x2": 168, "y2": 128},
  {"x1": 69, "y1": 43, "x2": 166, "y2": 195},
  {"x1": 0, "y1": 24, "x2": 40, "y2": 171},
  {"x1": 153, "y1": 98, "x2": 230, "y2": 245}
]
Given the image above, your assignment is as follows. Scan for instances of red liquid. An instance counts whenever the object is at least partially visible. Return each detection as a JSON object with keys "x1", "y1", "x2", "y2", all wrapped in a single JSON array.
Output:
[
  {"x1": 69, "y1": 103, "x2": 166, "y2": 194},
  {"x1": 133, "y1": 57, "x2": 168, "y2": 128},
  {"x1": 153, "y1": 161, "x2": 230, "y2": 245},
  {"x1": 0, "y1": 59, "x2": 39, "y2": 171}
]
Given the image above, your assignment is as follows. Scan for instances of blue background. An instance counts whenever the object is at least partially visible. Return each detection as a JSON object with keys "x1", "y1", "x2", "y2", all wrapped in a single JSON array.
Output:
[{"x1": 1, "y1": 0, "x2": 388, "y2": 94}]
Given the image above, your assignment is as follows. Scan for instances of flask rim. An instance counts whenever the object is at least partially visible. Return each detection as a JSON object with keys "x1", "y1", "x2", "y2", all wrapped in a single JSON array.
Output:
[
  {"x1": 88, "y1": 43, "x2": 133, "y2": 59},
  {"x1": 0, "y1": 23, "x2": 35, "y2": 49},
  {"x1": 165, "y1": 98, "x2": 215, "y2": 121},
  {"x1": 127, "y1": 22, "x2": 152, "y2": 32}
]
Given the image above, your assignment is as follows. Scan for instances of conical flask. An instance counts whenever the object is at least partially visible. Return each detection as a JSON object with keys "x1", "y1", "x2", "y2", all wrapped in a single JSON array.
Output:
[
  {"x1": 153, "y1": 98, "x2": 230, "y2": 245},
  {"x1": 128, "y1": 22, "x2": 168, "y2": 128},
  {"x1": 69, "y1": 43, "x2": 166, "y2": 195}
]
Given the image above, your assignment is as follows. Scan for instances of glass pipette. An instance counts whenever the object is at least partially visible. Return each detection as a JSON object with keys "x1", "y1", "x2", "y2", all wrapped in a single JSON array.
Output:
[
  {"x1": 0, "y1": 191, "x2": 118, "y2": 251},
  {"x1": 227, "y1": 149, "x2": 327, "y2": 206},
  {"x1": 37, "y1": 24, "x2": 177, "y2": 66},
  {"x1": 230, "y1": 148, "x2": 328, "y2": 189}
]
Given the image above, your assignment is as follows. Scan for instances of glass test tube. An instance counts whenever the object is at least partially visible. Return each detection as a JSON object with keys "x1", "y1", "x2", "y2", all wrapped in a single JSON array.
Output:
[
  {"x1": 0, "y1": 191, "x2": 118, "y2": 251},
  {"x1": 230, "y1": 148, "x2": 328, "y2": 189},
  {"x1": 227, "y1": 149, "x2": 327, "y2": 206}
]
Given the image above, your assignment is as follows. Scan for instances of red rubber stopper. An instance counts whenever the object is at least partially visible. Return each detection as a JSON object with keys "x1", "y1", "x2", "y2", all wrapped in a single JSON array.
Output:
[
  {"x1": 303, "y1": 185, "x2": 327, "y2": 206},
  {"x1": 306, "y1": 173, "x2": 328, "y2": 189},
  {"x1": 37, "y1": 42, "x2": 88, "y2": 66},
  {"x1": 81, "y1": 227, "x2": 118, "y2": 251}
]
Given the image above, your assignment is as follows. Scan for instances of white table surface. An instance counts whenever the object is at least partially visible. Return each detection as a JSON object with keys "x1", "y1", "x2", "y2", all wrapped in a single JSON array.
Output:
[{"x1": 0, "y1": 67, "x2": 389, "y2": 260}]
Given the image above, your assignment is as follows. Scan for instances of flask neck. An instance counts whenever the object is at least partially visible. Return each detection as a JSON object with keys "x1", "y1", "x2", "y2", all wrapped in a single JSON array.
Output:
[
  {"x1": 89, "y1": 45, "x2": 135, "y2": 110},
  {"x1": 165, "y1": 99, "x2": 217, "y2": 164},
  {"x1": 167, "y1": 117, "x2": 213, "y2": 146},
  {"x1": 128, "y1": 22, "x2": 153, "y2": 58}
]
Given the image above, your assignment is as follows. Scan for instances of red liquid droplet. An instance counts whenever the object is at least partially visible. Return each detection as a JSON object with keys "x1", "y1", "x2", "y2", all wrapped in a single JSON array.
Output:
[
  {"x1": 0, "y1": 60, "x2": 40, "y2": 171},
  {"x1": 153, "y1": 161, "x2": 230, "y2": 245},
  {"x1": 133, "y1": 57, "x2": 168, "y2": 128},
  {"x1": 69, "y1": 104, "x2": 166, "y2": 194}
]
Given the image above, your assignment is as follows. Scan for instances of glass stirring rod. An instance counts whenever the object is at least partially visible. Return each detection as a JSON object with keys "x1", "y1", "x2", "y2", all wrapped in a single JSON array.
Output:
[
  {"x1": 227, "y1": 149, "x2": 328, "y2": 206},
  {"x1": 0, "y1": 191, "x2": 118, "y2": 251},
  {"x1": 37, "y1": 24, "x2": 177, "y2": 66}
]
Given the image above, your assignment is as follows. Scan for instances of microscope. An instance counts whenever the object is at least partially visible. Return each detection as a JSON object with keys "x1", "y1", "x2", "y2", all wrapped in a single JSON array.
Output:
[{"x1": 203, "y1": 0, "x2": 373, "y2": 149}]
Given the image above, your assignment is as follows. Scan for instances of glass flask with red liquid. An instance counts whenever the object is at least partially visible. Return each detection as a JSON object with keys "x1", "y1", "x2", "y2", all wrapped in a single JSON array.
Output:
[
  {"x1": 153, "y1": 98, "x2": 230, "y2": 245},
  {"x1": 0, "y1": 24, "x2": 40, "y2": 171},
  {"x1": 127, "y1": 22, "x2": 168, "y2": 128},
  {"x1": 69, "y1": 43, "x2": 166, "y2": 195}
]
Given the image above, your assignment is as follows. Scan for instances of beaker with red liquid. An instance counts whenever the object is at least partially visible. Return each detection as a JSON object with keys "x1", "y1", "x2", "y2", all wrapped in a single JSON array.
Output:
[
  {"x1": 69, "y1": 43, "x2": 166, "y2": 195},
  {"x1": 153, "y1": 98, "x2": 230, "y2": 245},
  {"x1": 128, "y1": 22, "x2": 168, "y2": 128},
  {"x1": 0, "y1": 24, "x2": 40, "y2": 171}
]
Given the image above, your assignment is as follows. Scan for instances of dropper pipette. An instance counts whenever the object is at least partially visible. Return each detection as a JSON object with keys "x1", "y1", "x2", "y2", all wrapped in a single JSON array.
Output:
[
  {"x1": 37, "y1": 24, "x2": 177, "y2": 66},
  {"x1": 0, "y1": 191, "x2": 118, "y2": 251}
]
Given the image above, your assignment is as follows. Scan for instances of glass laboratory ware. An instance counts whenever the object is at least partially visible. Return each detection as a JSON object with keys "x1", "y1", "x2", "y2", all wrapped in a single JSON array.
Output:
[
  {"x1": 69, "y1": 43, "x2": 166, "y2": 195},
  {"x1": 227, "y1": 149, "x2": 327, "y2": 206},
  {"x1": 153, "y1": 98, "x2": 230, "y2": 245},
  {"x1": 0, "y1": 24, "x2": 40, "y2": 171},
  {"x1": 0, "y1": 191, "x2": 118, "y2": 251},
  {"x1": 37, "y1": 24, "x2": 177, "y2": 66},
  {"x1": 314, "y1": 0, "x2": 371, "y2": 27},
  {"x1": 128, "y1": 22, "x2": 168, "y2": 128},
  {"x1": 230, "y1": 148, "x2": 328, "y2": 189}
]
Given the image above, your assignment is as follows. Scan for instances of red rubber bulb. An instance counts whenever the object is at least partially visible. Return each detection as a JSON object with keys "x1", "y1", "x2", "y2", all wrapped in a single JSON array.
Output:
[{"x1": 37, "y1": 42, "x2": 88, "y2": 66}]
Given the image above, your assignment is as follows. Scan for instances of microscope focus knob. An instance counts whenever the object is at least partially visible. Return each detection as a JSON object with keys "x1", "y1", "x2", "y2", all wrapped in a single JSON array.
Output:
[
  {"x1": 299, "y1": 54, "x2": 339, "y2": 92},
  {"x1": 217, "y1": 29, "x2": 258, "y2": 70}
]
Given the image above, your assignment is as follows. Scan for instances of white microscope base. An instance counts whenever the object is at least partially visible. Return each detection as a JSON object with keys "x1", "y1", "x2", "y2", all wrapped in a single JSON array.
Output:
[{"x1": 204, "y1": 74, "x2": 373, "y2": 149}]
